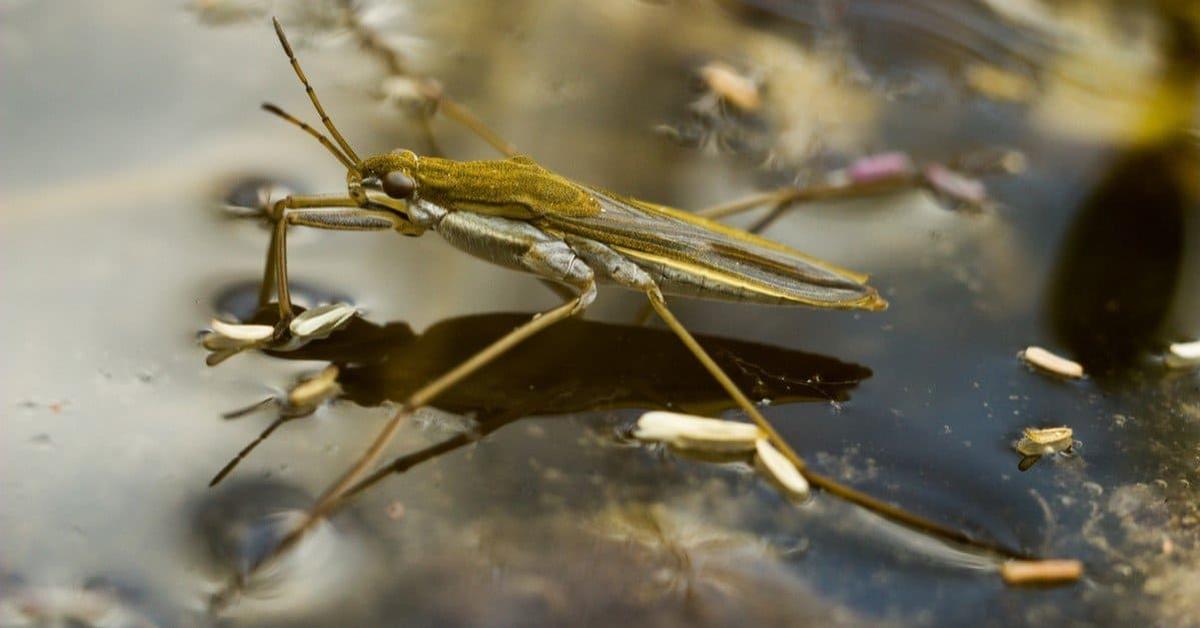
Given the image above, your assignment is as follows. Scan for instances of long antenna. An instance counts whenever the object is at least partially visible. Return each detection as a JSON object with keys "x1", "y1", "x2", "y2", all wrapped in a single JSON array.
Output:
[
  {"x1": 261, "y1": 103, "x2": 355, "y2": 170},
  {"x1": 272, "y1": 17, "x2": 362, "y2": 165}
]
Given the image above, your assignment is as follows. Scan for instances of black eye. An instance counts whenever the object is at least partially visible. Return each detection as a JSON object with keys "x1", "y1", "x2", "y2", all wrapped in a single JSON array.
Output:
[{"x1": 382, "y1": 171, "x2": 415, "y2": 199}]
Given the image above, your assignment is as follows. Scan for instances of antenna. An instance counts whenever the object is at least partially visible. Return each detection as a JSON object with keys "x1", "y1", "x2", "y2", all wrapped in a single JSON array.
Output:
[
  {"x1": 261, "y1": 103, "x2": 355, "y2": 170},
  {"x1": 272, "y1": 17, "x2": 362, "y2": 165}
]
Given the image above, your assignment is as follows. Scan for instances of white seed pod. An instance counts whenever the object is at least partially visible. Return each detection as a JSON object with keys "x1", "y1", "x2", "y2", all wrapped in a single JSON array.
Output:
[
  {"x1": 698, "y1": 62, "x2": 761, "y2": 111},
  {"x1": 1000, "y1": 559, "x2": 1083, "y2": 585},
  {"x1": 288, "y1": 365, "x2": 340, "y2": 408},
  {"x1": 1020, "y1": 346, "x2": 1084, "y2": 379},
  {"x1": 289, "y1": 303, "x2": 357, "y2": 339},
  {"x1": 634, "y1": 411, "x2": 762, "y2": 453},
  {"x1": 1166, "y1": 340, "x2": 1200, "y2": 369},
  {"x1": 1015, "y1": 426, "x2": 1074, "y2": 456},
  {"x1": 209, "y1": 319, "x2": 275, "y2": 342},
  {"x1": 754, "y1": 438, "x2": 810, "y2": 499}
]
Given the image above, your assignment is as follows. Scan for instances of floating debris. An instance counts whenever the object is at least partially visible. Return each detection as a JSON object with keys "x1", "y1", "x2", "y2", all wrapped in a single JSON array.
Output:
[
  {"x1": 201, "y1": 319, "x2": 276, "y2": 365},
  {"x1": 754, "y1": 438, "x2": 810, "y2": 499},
  {"x1": 1000, "y1": 559, "x2": 1084, "y2": 585},
  {"x1": 1165, "y1": 340, "x2": 1200, "y2": 369},
  {"x1": 202, "y1": 303, "x2": 357, "y2": 364},
  {"x1": 923, "y1": 163, "x2": 988, "y2": 207},
  {"x1": 1020, "y1": 346, "x2": 1085, "y2": 379},
  {"x1": 964, "y1": 63, "x2": 1035, "y2": 103},
  {"x1": 1016, "y1": 426, "x2": 1074, "y2": 457},
  {"x1": 698, "y1": 61, "x2": 761, "y2": 111},
  {"x1": 211, "y1": 365, "x2": 343, "y2": 486},
  {"x1": 287, "y1": 364, "x2": 341, "y2": 409},
  {"x1": 288, "y1": 302, "x2": 357, "y2": 340},
  {"x1": 845, "y1": 152, "x2": 916, "y2": 184},
  {"x1": 634, "y1": 411, "x2": 762, "y2": 453},
  {"x1": 1015, "y1": 426, "x2": 1076, "y2": 471},
  {"x1": 209, "y1": 319, "x2": 274, "y2": 342}
]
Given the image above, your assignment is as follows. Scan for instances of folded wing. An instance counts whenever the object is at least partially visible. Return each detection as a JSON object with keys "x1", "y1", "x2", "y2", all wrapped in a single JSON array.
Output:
[{"x1": 536, "y1": 187, "x2": 887, "y2": 311}]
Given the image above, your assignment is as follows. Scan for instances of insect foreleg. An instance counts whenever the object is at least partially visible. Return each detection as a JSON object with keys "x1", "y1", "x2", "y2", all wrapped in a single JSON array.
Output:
[
  {"x1": 258, "y1": 195, "x2": 401, "y2": 319},
  {"x1": 257, "y1": 194, "x2": 359, "y2": 313}
]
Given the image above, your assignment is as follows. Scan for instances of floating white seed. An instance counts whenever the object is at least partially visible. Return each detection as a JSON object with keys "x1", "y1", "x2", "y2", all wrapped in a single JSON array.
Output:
[
  {"x1": 1166, "y1": 340, "x2": 1200, "y2": 369},
  {"x1": 1020, "y1": 346, "x2": 1084, "y2": 379},
  {"x1": 210, "y1": 319, "x2": 275, "y2": 342},
  {"x1": 754, "y1": 438, "x2": 809, "y2": 498},
  {"x1": 289, "y1": 303, "x2": 357, "y2": 339},
  {"x1": 1000, "y1": 559, "x2": 1083, "y2": 585},
  {"x1": 288, "y1": 365, "x2": 340, "y2": 407},
  {"x1": 698, "y1": 62, "x2": 761, "y2": 111},
  {"x1": 634, "y1": 411, "x2": 762, "y2": 453},
  {"x1": 201, "y1": 333, "x2": 252, "y2": 352}
]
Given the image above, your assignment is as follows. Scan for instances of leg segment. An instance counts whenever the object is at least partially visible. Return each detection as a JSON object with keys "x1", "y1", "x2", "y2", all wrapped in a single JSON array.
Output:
[
  {"x1": 695, "y1": 176, "x2": 914, "y2": 233},
  {"x1": 643, "y1": 289, "x2": 1015, "y2": 554},
  {"x1": 209, "y1": 413, "x2": 305, "y2": 487},
  {"x1": 256, "y1": 194, "x2": 400, "y2": 319},
  {"x1": 341, "y1": 411, "x2": 524, "y2": 501},
  {"x1": 643, "y1": 289, "x2": 803, "y2": 466},
  {"x1": 238, "y1": 281, "x2": 597, "y2": 582}
]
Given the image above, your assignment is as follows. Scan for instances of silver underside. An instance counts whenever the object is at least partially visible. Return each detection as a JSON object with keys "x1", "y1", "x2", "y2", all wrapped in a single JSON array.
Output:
[{"x1": 420, "y1": 200, "x2": 789, "y2": 304}]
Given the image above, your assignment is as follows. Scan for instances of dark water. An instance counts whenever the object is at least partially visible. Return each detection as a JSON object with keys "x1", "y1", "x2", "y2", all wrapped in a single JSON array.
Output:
[{"x1": 1, "y1": 1, "x2": 1197, "y2": 626}]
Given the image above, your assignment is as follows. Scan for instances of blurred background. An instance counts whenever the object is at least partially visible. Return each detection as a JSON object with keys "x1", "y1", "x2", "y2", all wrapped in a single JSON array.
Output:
[{"x1": 1, "y1": 0, "x2": 1198, "y2": 625}]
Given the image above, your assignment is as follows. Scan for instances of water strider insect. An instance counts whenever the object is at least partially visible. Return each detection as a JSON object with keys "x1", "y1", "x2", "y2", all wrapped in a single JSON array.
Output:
[{"x1": 217, "y1": 18, "x2": 1040, "y2": 593}]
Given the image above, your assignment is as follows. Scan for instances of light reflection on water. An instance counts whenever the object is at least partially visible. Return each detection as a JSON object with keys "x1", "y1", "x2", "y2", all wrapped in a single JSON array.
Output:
[{"x1": 0, "y1": 1, "x2": 1197, "y2": 626}]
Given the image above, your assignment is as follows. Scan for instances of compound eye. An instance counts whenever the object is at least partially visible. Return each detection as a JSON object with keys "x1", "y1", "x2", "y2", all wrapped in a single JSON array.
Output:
[{"x1": 382, "y1": 171, "x2": 415, "y2": 199}]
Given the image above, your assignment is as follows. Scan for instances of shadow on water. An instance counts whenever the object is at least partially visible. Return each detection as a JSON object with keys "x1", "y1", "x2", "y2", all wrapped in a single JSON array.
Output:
[
  {"x1": 203, "y1": 305, "x2": 870, "y2": 496},
  {"x1": 260, "y1": 309, "x2": 871, "y2": 416},
  {"x1": 1047, "y1": 139, "x2": 1197, "y2": 377},
  {"x1": 225, "y1": 308, "x2": 872, "y2": 486},
  {"x1": 1046, "y1": 15, "x2": 1200, "y2": 378}
]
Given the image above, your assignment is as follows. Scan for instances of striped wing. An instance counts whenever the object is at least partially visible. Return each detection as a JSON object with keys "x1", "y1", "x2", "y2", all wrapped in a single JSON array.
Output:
[{"x1": 537, "y1": 187, "x2": 887, "y2": 310}]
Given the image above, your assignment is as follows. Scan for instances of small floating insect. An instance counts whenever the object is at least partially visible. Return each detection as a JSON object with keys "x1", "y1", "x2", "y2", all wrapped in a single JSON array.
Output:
[{"x1": 1015, "y1": 425, "x2": 1076, "y2": 471}]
